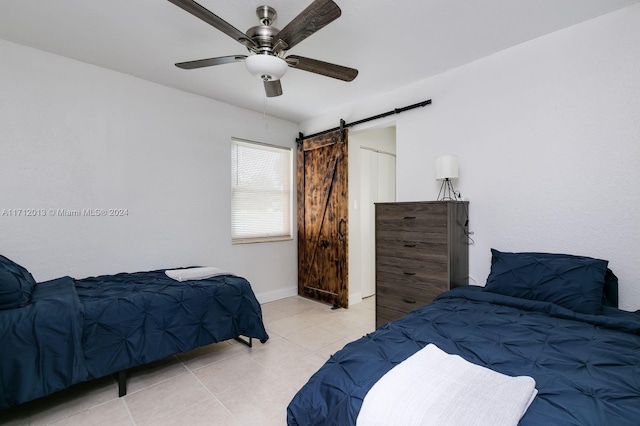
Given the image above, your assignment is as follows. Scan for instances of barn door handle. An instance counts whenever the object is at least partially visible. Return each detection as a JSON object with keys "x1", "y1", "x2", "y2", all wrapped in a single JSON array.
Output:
[
  {"x1": 402, "y1": 216, "x2": 416, "y2": 220},
  {"x1": 402, "y1": 298, "x2": 417, "y2": 304},
  {"x1": 404, "y1": 244, "x2": 416, "y2": 248},
  {"x1": 338, "y1": 218, "x2": 346, "y2": 237},
  {"x1": 403, "y1": 272, "x2": 416, "y2": 276}
]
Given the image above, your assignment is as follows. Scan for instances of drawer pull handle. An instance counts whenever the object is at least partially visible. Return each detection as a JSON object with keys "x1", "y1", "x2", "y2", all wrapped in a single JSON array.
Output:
[
  {"x1": 403, "y1": 244, "x2": 416, "y2": 248},
  {"x1": 403, "y1": 298, "x2": 417, "y2": 304},
  {"x1": 402, "y1": 216, "x2": 416, "y2": 220},
  {"x1": 403, "y1": 272, "x2": 416, "y2": 276}
]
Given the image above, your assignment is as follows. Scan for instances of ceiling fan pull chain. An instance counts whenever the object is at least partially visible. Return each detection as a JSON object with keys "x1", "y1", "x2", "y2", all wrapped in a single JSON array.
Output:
[{"x1": 263, "y1": 93, "x2": 269, "y2": 129}]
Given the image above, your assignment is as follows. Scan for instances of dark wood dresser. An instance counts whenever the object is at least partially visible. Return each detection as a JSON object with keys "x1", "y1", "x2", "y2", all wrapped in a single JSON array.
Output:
[{"x1": 375, "y1": 201, "x2": 469, "y2": 327}]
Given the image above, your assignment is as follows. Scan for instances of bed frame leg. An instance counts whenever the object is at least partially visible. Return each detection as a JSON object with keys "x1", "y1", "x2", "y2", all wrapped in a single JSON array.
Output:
[
  {"x1": 234, "y1": 336, "x2": 253, "y2": 348},
  {"x1": 113, "y1": 337, "x2": 252, "y2": 398},
  {"x1": 117, "y1": 370, "x2": 127, "y2": 397}
]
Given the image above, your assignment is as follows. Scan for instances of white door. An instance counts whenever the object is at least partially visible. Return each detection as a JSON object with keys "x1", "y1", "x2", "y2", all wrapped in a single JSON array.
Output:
[
  {"x1": 377, "y1": 151, "x2": 396, "y2": 202},
  {"x1": 360, "y1": 148, "x2": 396, "y2": 298}
]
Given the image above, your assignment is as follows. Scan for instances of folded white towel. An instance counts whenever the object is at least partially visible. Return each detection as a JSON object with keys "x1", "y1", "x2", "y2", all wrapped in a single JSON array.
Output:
[
  {"x1": 357, "y1": 344, "x2": 538, "y2": 426},
  {"x1": 165, "y1": 267, "x2": 234, "y2": 282}
]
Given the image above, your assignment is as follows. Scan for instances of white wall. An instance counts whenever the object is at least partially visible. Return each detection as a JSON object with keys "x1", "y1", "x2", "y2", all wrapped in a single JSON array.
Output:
[
  {"x1": 0, "y1": 39, "x2": 299, "y2": 303},
  {"x1": 301, "y1": 4, "x2": 640, "y2": 310}
]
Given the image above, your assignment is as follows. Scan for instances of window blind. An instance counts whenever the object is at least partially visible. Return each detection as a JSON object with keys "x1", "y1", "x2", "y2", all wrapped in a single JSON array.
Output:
[{"x1": 231, "y1": 139, "x2": 293, "y2": 243}]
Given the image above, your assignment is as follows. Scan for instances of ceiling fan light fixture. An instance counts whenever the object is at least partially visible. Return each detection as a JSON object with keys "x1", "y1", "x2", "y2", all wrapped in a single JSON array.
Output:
[{"x1": 245, "y1": 54, "x2": 288, "y2": 81}]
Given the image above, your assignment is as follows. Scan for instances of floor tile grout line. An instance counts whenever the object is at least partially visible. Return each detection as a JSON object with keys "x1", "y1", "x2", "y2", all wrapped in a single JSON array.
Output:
[
  {"x1": 37, "y1": 396, "x2": 125, "y2": 426},
  {"x1": 113, "y1": 351, "x2": 235, "y2": 422},
  {"x1": 122, "y1": 364, "x2": 191, "y2": 397},
  {"x1": 120, "y1": 395, "x2": 136, "y2": 426},
  {"x1": 29, "y1": 381, "x2": 122, "y2": 426},
  {"x1": 181, "y1": 346, "x2": 245, "y2": 375},
  {"x1": 125, "y1": 357, "x2": 221, "y2": 426},
  {"x1": 184, "y1": 358, "x2": 240, "y2": 423}
]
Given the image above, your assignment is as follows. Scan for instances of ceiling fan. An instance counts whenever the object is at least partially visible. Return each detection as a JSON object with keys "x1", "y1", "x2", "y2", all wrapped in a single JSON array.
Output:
[{"x1": 167, "y1": 0, "x2": 358, "y2": 97}]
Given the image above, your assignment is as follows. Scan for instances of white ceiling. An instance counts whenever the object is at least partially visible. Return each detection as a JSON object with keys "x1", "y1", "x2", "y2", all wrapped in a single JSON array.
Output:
[{"x1": 1, "y1": 0, "x2": 638, "y2": 123}]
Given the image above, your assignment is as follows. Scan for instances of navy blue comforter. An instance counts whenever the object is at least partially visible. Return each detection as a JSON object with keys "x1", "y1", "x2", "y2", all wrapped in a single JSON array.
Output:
[
  {"x1": 287, "y1": 286, "x2": 640, "y2": 426},
  {"x1": 0, "y1": 270, "x2": 268, "y2": 409},
  {"x1": 0, "y1": 277, "x2": 87, "y2": 408}
]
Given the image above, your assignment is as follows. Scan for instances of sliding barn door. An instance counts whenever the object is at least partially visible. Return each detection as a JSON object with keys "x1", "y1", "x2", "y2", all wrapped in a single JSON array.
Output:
[{"x1": 297, "y1": 129, "x2": 348, "y2": 308}]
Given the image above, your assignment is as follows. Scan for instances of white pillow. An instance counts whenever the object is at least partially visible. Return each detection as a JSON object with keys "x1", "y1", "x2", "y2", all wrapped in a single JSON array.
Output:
[{"x1": 165, "y1": 267, "x2": 234, "y2": 282}]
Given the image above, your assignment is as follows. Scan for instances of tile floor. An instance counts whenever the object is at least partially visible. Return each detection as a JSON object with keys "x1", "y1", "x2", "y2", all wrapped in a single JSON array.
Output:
[{"x1": 1, "y1": 296, "x2": 376, "y2": 425}]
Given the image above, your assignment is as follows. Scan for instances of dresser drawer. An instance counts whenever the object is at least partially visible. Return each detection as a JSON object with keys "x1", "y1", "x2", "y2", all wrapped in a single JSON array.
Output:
[
  {"x1": 376, "y1": 257, "x2": 449, "y2": 281},
  {"x1": 376, "y1": 305, "x2": 412, "y2": 327},
  {"x1": 375, "y1": 283, "x2": 441, "y2": 327},
  {"x1": 376, "y1": 203, "x2": 448, "y2": 233},
  {"x1": 376, "y1": 280, "x2": 442, "y2": 307},
  {"x1": 376, "y1": 240, "x2": 448, "y2": 263},
  {"x1": 376, "y1": 230, "x2": 447, "y2": 246},
  {"x1": 376, "y1": 305, "x2": 404, "y2": 327}
]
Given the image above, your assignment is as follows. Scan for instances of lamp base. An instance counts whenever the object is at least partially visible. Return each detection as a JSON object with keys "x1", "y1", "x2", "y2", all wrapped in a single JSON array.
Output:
[{"x1": 437, "y1": 179, "x2": 459, "y2": 201}]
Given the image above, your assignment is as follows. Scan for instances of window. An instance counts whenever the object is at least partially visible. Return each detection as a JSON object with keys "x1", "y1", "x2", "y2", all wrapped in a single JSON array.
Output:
[{"x1": 231, "y1": 138, "x2": 293, "y2": 243}]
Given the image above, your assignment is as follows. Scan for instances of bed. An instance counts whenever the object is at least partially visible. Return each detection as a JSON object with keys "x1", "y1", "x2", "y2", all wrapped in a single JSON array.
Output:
[
  {"x1": 287, "y1": 250, "x2": 640, "y2": 425},
  {"x1": 0, "y1": 256, "x2": 269, "y2": 410}
]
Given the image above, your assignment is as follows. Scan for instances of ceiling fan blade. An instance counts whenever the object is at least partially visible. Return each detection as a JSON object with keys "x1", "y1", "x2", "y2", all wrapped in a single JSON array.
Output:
[
  {"x1": 264, "y1": 80, "x2": 283, "y2": 97},
  {"x1": 286, "y1": 55, "x2": 358, "y2": 81},
  {"x1": 274, "y1": 0, "x2": 341, "y2": 51},
  {"x1": 175, "y1": 55, "x2": 247, "y2": 69},
  {"x1": 167, "y1": 0, "x2": 257, "y2": 50}
]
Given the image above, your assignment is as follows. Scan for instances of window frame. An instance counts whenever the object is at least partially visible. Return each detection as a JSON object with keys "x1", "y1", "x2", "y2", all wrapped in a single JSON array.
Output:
[{"x1": 230, "y1": 137, "x2": 294, "y2": 244}]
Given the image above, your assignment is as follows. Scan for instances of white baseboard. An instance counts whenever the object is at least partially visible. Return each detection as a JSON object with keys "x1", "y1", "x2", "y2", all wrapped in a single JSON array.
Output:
[
  {"x1": 256, "y1": 287, "x2": 368, "y2": 306},
  {"x1": 349, "y1": 292, "x2": 363, "y2": 306},
  {"x1": 255, "y1": 286, "x2": 298, "y2": 305}
]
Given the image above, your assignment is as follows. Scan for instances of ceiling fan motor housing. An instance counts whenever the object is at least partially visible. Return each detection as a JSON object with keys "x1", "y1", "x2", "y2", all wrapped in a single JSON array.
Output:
[{"x1": 245, "y1": 24, "x2": 280, "y2": 54}]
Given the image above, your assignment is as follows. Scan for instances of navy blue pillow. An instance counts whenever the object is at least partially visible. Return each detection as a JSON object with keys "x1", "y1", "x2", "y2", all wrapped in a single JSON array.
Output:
[
  {"x1": 0, "y1": 254, "x2": 37, "y2": 309},
  {"x1": 483, "y1": 249, "x2": 608, "y2": 315},
  {"x1": 602, "y1": 268, "x2": 618, "y2": 308}
]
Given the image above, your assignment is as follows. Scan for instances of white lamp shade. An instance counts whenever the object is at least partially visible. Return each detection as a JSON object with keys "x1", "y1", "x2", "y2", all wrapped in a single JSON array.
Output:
[
  {"x1": 245, "y1": 54, "x2": 288, "y2": 81},
  {"x1": 435, "y1": 155, "x2": 459, "y2": 180}
]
